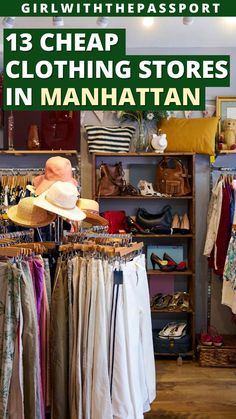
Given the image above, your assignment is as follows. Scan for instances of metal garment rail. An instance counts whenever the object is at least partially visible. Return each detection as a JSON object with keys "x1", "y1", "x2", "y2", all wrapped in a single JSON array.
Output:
[
  {"x1": 0, "y1": 167, "x2": 79, "y2": 173},
  {"x1": 207, "y1": 164, "x2": 236, "y2": 327}
]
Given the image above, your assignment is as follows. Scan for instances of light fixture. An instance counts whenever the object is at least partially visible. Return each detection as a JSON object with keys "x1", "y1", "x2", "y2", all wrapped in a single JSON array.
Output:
[
  {"x1": 183, "y1": 17, "x2": 194, "y2": 26},
  {"x1": 224, "y1": 17, "x2": 236, "y2": 25},
  {"x1": 143, "y1": 17, "x2": 154, "y2": 28},
  {"x1": 2, "y1": 17, "x2": 16, "y2": 28},
  {"x1": 96, "y1": 17, "x2": 109, "y2": 28},
  {"x1": 52, "y1": 17, "x2": 64, "y2": 27}
]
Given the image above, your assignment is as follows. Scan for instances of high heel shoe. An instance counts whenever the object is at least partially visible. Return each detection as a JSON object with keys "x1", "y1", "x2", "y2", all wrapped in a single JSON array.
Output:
[
  {"x1": 171, "y1": 213, "x2": 181, "y2": 234},
  {"x1": 150, "y1": 253, "x2": 176, "y2": 271},
  {"x1": 163, "y1": 252, "x2": 187, "y2": 271},
  {"x1": 180, "y1": 213, "x2": 190, "y2": 234},
  {"x1": 126, "y1": 216, "x2": 150, "y2": 234}
]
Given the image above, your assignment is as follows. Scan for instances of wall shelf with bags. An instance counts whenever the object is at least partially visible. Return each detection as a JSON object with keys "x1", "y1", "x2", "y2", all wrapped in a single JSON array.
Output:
[{"x1": 92, "y1": 152, "x2": 196, "y2": 359}]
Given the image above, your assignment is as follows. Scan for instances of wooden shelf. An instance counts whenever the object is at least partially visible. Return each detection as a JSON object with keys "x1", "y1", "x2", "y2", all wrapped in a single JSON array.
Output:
[
  {"x1": 0, "y1": 150, "x2": 78, "y2": 156},
  {"x1": 147, "y1": 270, "x2": 193, "y2": 276},
  {"x1": 96, "y1": 195, "x2": 193, "y2": 200},
  {"x1": 134, "y1": 234, "x2": 193, "y2": 238},
  {"x1": 151, "y1": 309, "x2": 194, "y2": 314},
  {"x1": 154, "y1": 350, "x2": 194, "y2": 357},
  {"x1": 93, "y1": 152, "x2": 196, "y2": 157},
  {"x1": 218, "y1": 150, "x2": 236, "y2": 155},
  {"x1": 92, "y1": 152, "x2": 196, "y2": 359}
]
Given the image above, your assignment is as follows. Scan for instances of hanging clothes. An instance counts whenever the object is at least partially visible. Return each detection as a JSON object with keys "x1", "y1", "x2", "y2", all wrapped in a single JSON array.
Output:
[
  {"x1": 222, "y1": 230, "x2": 236, "y2": 314},
  {"x1": 204, "y1": 176, "x2": 234, "y2": 275},
  {"x1": 50, "y1": 251, "x2": 155, "y2": 419},
  {"x1": 0, "y1": 254, "x2": 51, "y2": 419},
  {"x1": 0, "y1": 243, "x2": 156, "y2": 419}
]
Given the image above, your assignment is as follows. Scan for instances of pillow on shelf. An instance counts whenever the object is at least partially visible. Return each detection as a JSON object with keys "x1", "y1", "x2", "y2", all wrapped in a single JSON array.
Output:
[
  {"x1": 159, "y1": 117, "x2": 218, "y2": 155},
  {"x1": 85, "y1": 125, "x2": 135, "y2": 153}
]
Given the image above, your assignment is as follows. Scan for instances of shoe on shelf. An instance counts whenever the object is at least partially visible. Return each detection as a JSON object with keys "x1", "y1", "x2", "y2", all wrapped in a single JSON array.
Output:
[
  {"x1": 171, "y1": 213, "x2": 181, "y2": 234},
  {"x1": 126, "y1": 216, "x2": 150, "y2": 235},
  {"x1": 150, "y1": 253, "x2": 176, "y2": 271},
  {"x1": 121, "y1": 183, "x2": 139, "y2": 196},
  {"x1": 212, "y1": 335, "x2": 224, "y2": 347},
  {"x1": 168, "y1": 322, "x2": 187, "y2": 339},
  {"x1": 200, "y1": 330, "x2": 213, "y2": 346},
  {"x1": 209, "y1": 326, "x2": 224, "y2": 347},
  {"x1": 151, "y1": 294, "x2": 172, "y2": 310},
  {"x1": 159, "y1": 321, "x2": 187, "y2": 339},
  {"x1": 180, "y1": 213, "x2": 190, "y2": 234},
  {"x1": 138, "y1": 180, "x2": 158, "y2": 196},
  {"x1": 150, "y1": 293, "x2": 163, "y2": 308},
  {"x1": 163, "y1": 252, "x2": 187, "y2": 271},
  {"x1": 176, "y1": 292, "x2": 191, "y2": 311},
  {"x1": 159, "y1": 322, "x2": 178, "y2": 338}
]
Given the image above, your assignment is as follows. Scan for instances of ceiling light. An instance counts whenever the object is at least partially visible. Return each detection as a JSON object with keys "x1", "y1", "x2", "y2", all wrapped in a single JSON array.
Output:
[
  {"x1": 2, "y1": 17, "x2": 16, "y2": 28},
  {"x1": 183, "y1": 17, "x2": 194, "y2": 26},
  {"x1": 52, "y1": 17, "x2": 64, "y2": 27},
  {"x1": 143, "y1": 17, "x2": 154, "y2": 28},
  {"x1": 96, "y1": 17, "x2": 109, "y2": 28},
  {"x1": 224, "y1": 17, "x2": 236, "y2": 25}
]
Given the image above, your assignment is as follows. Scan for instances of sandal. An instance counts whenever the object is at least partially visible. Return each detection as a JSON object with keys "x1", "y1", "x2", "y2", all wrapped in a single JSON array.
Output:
[
  {"x1": 159, "y1": 322, "x2": 178, "y2": 338},
  {"x1": 168, "y1": 322, "x2": 187, "y2": 339},
  {"x1": 138, "y1": 180, "x2": 158, "y2": 196},
  {"x1": 159, "y1": 321, "x2": 187, "y2": 339},
  {"x1": 152, "y1": 294, "x2": 172, "y2": 310},
  {"x1": 177, "y1": 292, "x2": 190, "y2": 311}
]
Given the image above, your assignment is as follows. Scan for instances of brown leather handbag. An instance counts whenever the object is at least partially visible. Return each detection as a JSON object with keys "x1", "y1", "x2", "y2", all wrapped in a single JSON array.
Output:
[
  {"x1": 155, "y1": 158, "x2": 191, "y2": 196},
  {"x1": 97, "y1": 162, "x2": 125, "y2": 196}
]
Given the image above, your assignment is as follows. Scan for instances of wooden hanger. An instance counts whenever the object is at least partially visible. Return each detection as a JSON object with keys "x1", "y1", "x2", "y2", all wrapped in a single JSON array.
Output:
[
  {"x1": 59, "y1": 241, "x2": 144, "y2": 257},
  {"x1": 0, "y1": 246, "x2": 32, "y2": 257}
]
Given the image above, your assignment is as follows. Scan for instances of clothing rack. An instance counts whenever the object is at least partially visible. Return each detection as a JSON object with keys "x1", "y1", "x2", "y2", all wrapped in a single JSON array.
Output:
[
  {"x1": 65, "y1": 231, "x2": 133, "y2": 247},
  {"x1": 210, "y1": 165, "x2": 236, "y2": 172},
  {"x1": 0, "y1": 229, "x2": 34, "y2": 243},
  {"x1": 0, "y1": 167, "x2": 79, "y2": 175},
  {"x1": 207, "y1": 164, "x2": 236, "y2": 328},
  {"x1": 0, "y1": 240, "x2": 143, "y2": 259},
  {"x1": 59, "y1": 241, "x2": 143, "y2": 258}
]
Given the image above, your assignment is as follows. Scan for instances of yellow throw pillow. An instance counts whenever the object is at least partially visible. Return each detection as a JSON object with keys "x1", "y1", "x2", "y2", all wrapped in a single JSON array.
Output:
[{"x1": 159, "y1": 117, "x2": 218, "y2": 155}]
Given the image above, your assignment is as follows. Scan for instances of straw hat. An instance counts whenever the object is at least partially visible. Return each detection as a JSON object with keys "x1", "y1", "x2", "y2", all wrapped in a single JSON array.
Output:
[
  {"x1": 33, "y1": 156, "x2": 78, "y2": 195},
  {"x1": 7, "y1": 197, "x2": 56, "y2": 228},
  {"x1": 77, "y1": 198, "x2": 108, "y2": 226},
  {"x1": 34, "y1": 181, "x2": 86, "y2": 221}
]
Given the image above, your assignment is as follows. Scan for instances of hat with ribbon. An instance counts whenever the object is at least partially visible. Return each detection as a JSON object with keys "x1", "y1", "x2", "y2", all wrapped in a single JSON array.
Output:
[
  {"x1": 33, "y1": 156, "x2": 78, "y2": 195},
  {"x1": 7, "y1": 197, "x2": 56, "y2": 228},
  {"x1": 34, "y1": 181, "x2": 86, "y2": 221},
  {"x1": 77, "y1": 198, "x2": 108, "y2": 226}
]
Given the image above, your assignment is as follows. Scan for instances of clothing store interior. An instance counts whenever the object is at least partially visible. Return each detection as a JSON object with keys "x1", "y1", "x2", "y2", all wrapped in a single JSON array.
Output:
[{"x1": 0, "y1": 15, "x2": 236, "y2": 419}]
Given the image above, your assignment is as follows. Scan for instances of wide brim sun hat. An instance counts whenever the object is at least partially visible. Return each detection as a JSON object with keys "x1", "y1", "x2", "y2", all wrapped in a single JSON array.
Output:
[
  {"x1": 7, "y1": 196, "x2": 56, "y2": 228},
  {"x1": 33, "y1": 156, "x2": 78, "y2": 195},
  {"x1": 77, "y1": 198, "x2": 108, "y2": 226},
  {"x1": 34, "y1": 181, "x2": 86, "y2": 222}
]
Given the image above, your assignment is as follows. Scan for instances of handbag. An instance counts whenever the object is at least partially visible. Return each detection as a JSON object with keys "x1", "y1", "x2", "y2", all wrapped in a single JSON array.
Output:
[
  {"x1": 101, "y1": 210, "x2": 127, "y2": 233},
  {"x1": 136, "y1": 206, "x2": 172, "y2": 229},
  {"x1": 155, "y1": 158, "x2": 191, "y2": 196},
  {"x1": 97, "y1": 162, "x2": 125, "y2": 196}
]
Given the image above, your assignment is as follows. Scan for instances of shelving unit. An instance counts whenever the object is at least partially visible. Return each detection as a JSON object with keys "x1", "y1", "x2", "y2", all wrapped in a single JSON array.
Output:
[{"x1": 92, "y1": 152, "x2": 196, "y2": 358}]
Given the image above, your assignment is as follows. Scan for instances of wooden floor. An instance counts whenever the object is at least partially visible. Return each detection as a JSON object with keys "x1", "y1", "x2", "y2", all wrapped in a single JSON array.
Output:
[{"x1": 145, "y1": 360, "x2": 236, "y2": 419}]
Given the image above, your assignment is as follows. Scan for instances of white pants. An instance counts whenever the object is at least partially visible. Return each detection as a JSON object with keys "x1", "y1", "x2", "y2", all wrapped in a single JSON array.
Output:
[{"x1": 110, "y1": 255, "x2": 156, "y2": 419}]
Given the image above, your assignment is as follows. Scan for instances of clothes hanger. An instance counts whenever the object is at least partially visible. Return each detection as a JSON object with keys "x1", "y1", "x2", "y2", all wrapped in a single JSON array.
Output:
[
  {"x1": 0, "y1": 246, "x2": 32, "y2": 257},
  {"x1": 59, "y1": 241, "x2": 144, "y2": 258}
]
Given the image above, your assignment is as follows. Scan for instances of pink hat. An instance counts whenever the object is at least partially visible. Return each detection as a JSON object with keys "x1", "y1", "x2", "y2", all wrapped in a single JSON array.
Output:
[{"x1": 33, "y1": 156, "x2": 78, "y2": 195}]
